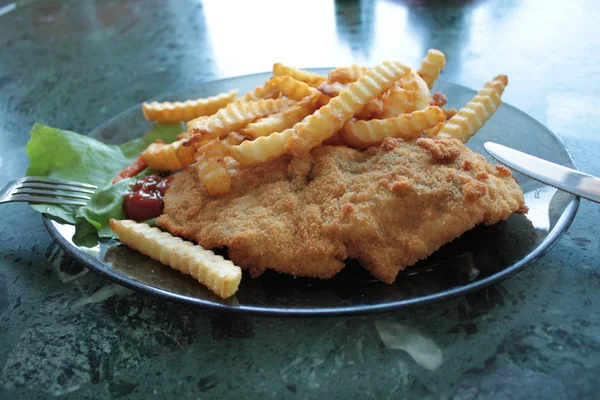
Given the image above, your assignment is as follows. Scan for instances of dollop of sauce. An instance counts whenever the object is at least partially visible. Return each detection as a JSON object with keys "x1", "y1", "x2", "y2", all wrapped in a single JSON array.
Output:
[{"x1": 123, "y1": 175, "x2": 173, "y2": 221}]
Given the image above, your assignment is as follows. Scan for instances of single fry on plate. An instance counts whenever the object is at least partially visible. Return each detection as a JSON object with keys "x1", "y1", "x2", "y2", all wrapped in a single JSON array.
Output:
[
  {"x1": 142, "y1": 89, "x2": 238, "y2": 123},
  {"x1": 273, "y1": 63, "x2": 326, "y2": 88},
  {"x1": 229, "y1": 128, "x2": 293, "y2": 165},
  {"x1": 418, "y1": 49, "x2": 446, "y2": 90},
  {"x1": 339, "y1": 106, "x2": 446, "y2": 148},
  {"x1": 109, "y1": 219, "x2": 242, "y2": 298},
  {"x1": 436, "y1": 75, "x2": 508, "y2": 142}
]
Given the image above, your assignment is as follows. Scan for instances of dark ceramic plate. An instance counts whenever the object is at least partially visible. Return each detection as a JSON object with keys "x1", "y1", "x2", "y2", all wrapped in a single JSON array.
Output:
[{"x1": 43, "y1": 70, "x2": 579, "y2": 316}]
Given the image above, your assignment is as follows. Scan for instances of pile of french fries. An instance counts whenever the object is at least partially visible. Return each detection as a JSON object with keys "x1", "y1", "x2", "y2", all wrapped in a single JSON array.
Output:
[
  {"x1": 112, "y1": 49, "x2": 509, "y2": 298},
  {"x1": 141, "y1": 49, "x2": 508, "y2": 196}
]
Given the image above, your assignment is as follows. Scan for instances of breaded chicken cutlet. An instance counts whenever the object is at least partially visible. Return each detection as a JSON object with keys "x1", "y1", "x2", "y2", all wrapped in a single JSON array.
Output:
[{"x1": 156, "y1": 137, "x2": 527, "y2": 283}]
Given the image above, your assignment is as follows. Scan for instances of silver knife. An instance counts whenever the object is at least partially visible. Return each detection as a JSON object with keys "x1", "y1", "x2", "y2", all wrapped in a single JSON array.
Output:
[{"x1": 484, "y1": 141, "x2": 600, "y2": 203}]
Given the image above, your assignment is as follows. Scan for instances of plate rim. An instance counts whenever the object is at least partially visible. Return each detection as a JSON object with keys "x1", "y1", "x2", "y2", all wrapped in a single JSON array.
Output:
[{"x1": 42, "y1": 73, "x2": 581, "y2": 316}]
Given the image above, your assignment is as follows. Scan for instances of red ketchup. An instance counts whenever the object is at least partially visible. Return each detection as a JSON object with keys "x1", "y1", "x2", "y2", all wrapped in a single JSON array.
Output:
[{"x1": 123, "y1": 175, "x2": 173, "y2": 221}]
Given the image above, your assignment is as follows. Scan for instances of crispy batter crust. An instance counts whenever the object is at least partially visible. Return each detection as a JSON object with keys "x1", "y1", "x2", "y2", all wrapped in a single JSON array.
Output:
[{"x1": 157, "y1": 138, "x2": 526, "y2": 283}]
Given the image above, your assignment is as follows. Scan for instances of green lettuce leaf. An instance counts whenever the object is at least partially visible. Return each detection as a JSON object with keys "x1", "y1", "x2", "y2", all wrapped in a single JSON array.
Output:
[{"x1": 26, "y1": 122, "x2": 183, "y2": 239}]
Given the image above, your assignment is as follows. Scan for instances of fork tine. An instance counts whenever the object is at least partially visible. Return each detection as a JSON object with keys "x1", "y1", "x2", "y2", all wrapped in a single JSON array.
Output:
[
  {"x1": 17, "y1": 182, "x2": 96, "y2": 194},
  {"x1": 20, "y1": 176, "x2": 98, "y2": 189},
  {"x1": 14, "y1": 188, "x2": 91, "y2": 200},
  {"x1": 9, "y1": 195, "x2": 89, "y2": 207}
]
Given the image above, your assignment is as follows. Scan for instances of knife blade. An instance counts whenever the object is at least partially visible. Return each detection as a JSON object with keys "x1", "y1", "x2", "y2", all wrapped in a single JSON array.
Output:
[{"x1": 484, "y1": 141, "x2": 600, "y2": 203}]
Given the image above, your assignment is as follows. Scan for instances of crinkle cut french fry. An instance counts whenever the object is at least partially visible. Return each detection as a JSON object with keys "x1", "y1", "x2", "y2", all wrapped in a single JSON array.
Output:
[
  {"x1": 142, "y1": 90, "x2": 238, "y2": 123},
  {"x1": 425, "y1": 109, "x2": 458, "y2": 137},
  {"x1": 425, "y1": 121, "x2": 445, "y2": 137},
  {"x1": 354, "y1": 98, "x2": 383, "y2": 120},
  {"x1": 187, "y1": 98, "x2": 294, "y2": 139},
  {"x1": 109, "y1": 219, "x2": 241, "y2": 299},
  {"x1": 340, "y1": 106, "x2": 445, "y2": 149},
  {"x1": 221, "y1": 132, "x2": 246, "y2": 148},
  {"x1": 268, "y1": 76, "x2": 316, "y2": 101},
  {"x1": 195, "y1": 139, "x2": 232, "y2": 196},
  {"x1": 240, "y1": 94, "x2": 320, "y2": 139},
  {"x1": 418, "y1": 49, "x2": 446, "y2": 90},
  {"x1": 379, "y1": 85, "x2": 420, "y2": 118},
  {"x1": 443, "y1": 108, "x2": 458, "y2": 119},
  {"x1": 401, "y1": 71, "x2": 431, "y2": 110},
  {"x1": 273, "y1": 63, "x2": 326, "y2": 88},
  {"x1": 378, "y1": 71, "x2": 430, "y2": 118},
  {"x1": 186, "y1": 82, "x2": 281, "y2": 128},
  {"x1": 436, "y1": 75, "x2": 508, "y2": 142},
  {"x1": 240, "y1": 80, "x2": 280, "y2": 102},
  {"x1": 317, "y1": 80, "x2": 347, "y2": 97},
  {"x1": 240, "y1": 114, "x2": 289, "y2": 139},
  {"x1": 229, "y1": 129, "x2": 293, "y2": 165},
  {"x1": 284, "y1": 61, "x2": 411, "y2": 156},
  {"x1": 318, "y1": 81, "x2": 383, "y2": 120},
  {"x1": 327, "y1": 65, "x2": 367, "y2": 83},
  {"x1": 141, "y1": 139, "x2": 196, "y2": 171}
]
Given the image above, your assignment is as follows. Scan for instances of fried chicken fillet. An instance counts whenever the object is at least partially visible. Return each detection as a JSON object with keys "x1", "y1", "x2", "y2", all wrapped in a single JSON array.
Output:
[{"x1": 157, "y1": 137, "x2": 527, "y2": 283}]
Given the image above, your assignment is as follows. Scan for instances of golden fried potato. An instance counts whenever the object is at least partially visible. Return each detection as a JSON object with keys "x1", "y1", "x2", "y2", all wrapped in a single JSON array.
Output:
[
  {"x1": 284, "y1": 61, "x2": 411, "y2": 156},
  {"x1": 195, "y1": 139, "x2": 232, "y2": 196},
  {"x1": 221, "y1": 132, "x2": 246, "y2": 148},
  {"x1": 443, "y1": 108, "x2": 458, "y2": 119},
  {"x1": 240, "y1": 94, "x2": 320, "y2": 139},
  {"x1": 425, "y1": 121, "x2": 445, "y2": 137},
  {"x1": 229, "y1": 129, "x2": 293, "y2": 165},
  {"x1": 436, "y1": 75, "x2": 508, "y2": 142},
  {"x1": 268, "y1": 76, "x2": 316, "y2": 101},
  {"x1": 354, "y1": 98, "x2": 384, "y2": 120},
  {"x1": 240, "y1": 80, "x2": 281, "y2": 102},
  {"x1": 400, "y1": 71, "x2": 431, "y2": 109},
  {"x1": 142, "y1": 90, "x2": 238, "y2": 123},
  {"x1": 418, "y1": 49, "x2": 446, "y2": 89},
  {"x1": 379, "y1": 85, "x2": 419, "y2": 118},
  {"x1": 141, "y1": 139, "x2": 196, "y2": 171},
  {"x1": 110, "y1": 219, "x2": 242, "y2": 298},
  {"x1": 187, "y1": 98, "x2": 294, "y2": 139},
  {"x1": 317, "y1": 80, "x2": 347, "y2": 97},
  {"x1": 378, "y1": 71, "x2": 430, "y2": 119},
  {"x1": 318, "y1": 79, "x2": 381, "y2": 120},
  {"x1": 273, "y1": 63, "x2": 326, "y2": 88},
  {"x1": 327, "y1": 65, "x2": 367, "y2": 83},
  {"x1": 340, "y1": 106, "x2": 445, "y2": 148},
  {"x1": 185, "y1": 81, "x2": 281, "y2": 129}
]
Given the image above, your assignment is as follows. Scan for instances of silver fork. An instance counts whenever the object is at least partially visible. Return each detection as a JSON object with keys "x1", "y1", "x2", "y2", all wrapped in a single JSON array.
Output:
[{"x1": 0, "y1": 177, "x2": 97, "y2": 207}]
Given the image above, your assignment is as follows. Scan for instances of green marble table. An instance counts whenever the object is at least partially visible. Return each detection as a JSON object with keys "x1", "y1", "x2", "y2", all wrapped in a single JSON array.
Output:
[{"x1": 1, "y1": 0, "x2": 599, "y2": 398}]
